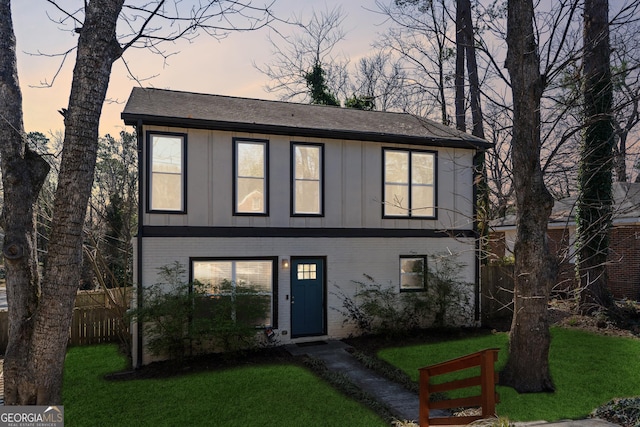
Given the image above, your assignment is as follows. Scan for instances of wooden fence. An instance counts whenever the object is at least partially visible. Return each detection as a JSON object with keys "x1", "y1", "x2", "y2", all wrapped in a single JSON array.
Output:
[
  {"x1": 69, "y1": 307, "x2": 129, "y2": 347},
  {"x1": 419, "y1": 348, "x2": 500, "y2": 426},
  {"x1": 481, "y1": 265, "x2": 515, "y2": 325},
  {"x1": 75, "y1": 288, "x2": 131, "y2": 309},
  {"x1": 0, "y1": 289, "x2": 130, "y2": 354}
]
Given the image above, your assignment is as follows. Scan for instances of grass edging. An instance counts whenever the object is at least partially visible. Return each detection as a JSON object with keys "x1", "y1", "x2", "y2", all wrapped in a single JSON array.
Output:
[
  {"x1": 349, "y1": 349, "x2": 419, "y2": 394},
  {"x1": 301, "y1": 355, "x2": 399, "y2": 423}
]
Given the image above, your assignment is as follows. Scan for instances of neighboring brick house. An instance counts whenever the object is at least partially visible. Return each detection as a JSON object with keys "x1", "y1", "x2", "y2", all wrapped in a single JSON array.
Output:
[
  {"x1": 490, "y1": 182, "x2": 640, "y2": 300},
  {"x1": 122, "y1": 87, "x2": 491, "y2": 366}
]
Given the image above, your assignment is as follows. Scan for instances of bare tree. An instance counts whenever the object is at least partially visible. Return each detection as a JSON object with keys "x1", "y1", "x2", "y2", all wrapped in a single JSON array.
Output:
[
  {"x1": 610, "y1": 4, "x2": 640, "y2": 182},
  {"x1": 376, "y1": 0, "x2": 456, "y2": 123},
  {"x1": 455, "y1": 0, "x2": 466, "y2": 131},
  {"x1": 88, "y1": 131, "x2": 138, "y2": 289},
  {"x1": 613, "y1": 64, "x2": 640, "y2": 182},
  {"x1": 455, "y1": 0, "x2": 485, "y2": 138},
  {"x1": 499, "y1": 0, "x2": 557, "y2": 393},
  {"x1": 256, "y1": 6, "x2": 350, "y2": 103},
  {"x1": 477, "y1": 1, "x2": 585, "y2": 206},
  {"x1": 0, "y1": 0, "x2": 275, "y2": 405},
  {"x1": 350, "y1": 51, "x2": 407, "y2": 112}
]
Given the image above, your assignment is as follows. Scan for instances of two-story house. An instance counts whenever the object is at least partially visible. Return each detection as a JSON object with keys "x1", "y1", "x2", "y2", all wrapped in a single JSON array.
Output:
[{"x1": 122, "y1": 87, "x2": 491, "y2": 366}]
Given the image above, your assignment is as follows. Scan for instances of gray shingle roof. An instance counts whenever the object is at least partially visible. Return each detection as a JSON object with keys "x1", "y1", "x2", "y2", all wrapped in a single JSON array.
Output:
[
  {"x1": 121, "y1": 87, "x2": 491, "y2": 150},
  {"x1": 491, "y1": 182, "x2": 640, "y2": 229}
]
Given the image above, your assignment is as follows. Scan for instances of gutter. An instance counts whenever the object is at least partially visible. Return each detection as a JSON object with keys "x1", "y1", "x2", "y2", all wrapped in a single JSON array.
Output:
[{"x1": 121, "y1": 114, "x2": 493, "y2": 151}]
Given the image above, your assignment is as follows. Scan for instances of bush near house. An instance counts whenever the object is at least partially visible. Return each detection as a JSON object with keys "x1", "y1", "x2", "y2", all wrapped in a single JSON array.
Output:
[
  {"x1": 334, "y1": 254, "x2": 474, "y2": 336},
  {"x1": 130, "y1": 262, "x2": 270, "y2": 362}
]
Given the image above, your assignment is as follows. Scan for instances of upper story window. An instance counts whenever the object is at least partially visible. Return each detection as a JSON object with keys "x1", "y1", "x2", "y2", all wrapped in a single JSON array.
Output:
[
  {"x1": 292, "y1": 143, "x2": 323, "y2": 216},
  {"x1": 148, "y1": 132, "x2": 186, "y2": 213},
  {"x1": 383, "y1": 148, "x2": 436, "y2": 218},
  {"x1": 234, "y1": 139, "x2": 268, "y2": 215}
]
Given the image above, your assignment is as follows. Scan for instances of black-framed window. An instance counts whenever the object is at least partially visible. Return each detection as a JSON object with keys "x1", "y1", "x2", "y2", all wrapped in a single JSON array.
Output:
[
  {"x1": 400, "y1": 255, "x2": 427, "y2": 291},
  {"x1": 234, "y1": 138, "x2": 268, "y2": 215},
  {"x1": 383, "y1": 148, "x2": 436, "y2": 218},
  {"x1": 191, "y1": 257, "x2": 277, "y2": 328},
  {"x1": 147, "y1": 132, "x2": 187, "y2": 213},
  {"x1": 291, "y1": 142, "x2": 324, "y2": 216}
]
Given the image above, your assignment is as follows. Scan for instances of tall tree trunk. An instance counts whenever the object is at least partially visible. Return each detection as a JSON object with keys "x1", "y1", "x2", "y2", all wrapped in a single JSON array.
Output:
[
  {"x1": 455, "y1": 0, "x2": 489, "y2": 267},
  {"x1": 0, "y1": 0, "x2": 51, "y2": 404},
  {"x1": 500, "y1": 0, "x2": 557, "y2": 393},
  {"x1": 2, "y1": 0, "x2": 124, "y2": 404},
  {"x1": 430, "y1": 0, "x2": 449, "y2": 125},
  {"x1": 576, "y1": 0, "x2": 614, "y2": 313},
  {"x1": 460, "y1": 0, "x2": 484, "y2": 140}
]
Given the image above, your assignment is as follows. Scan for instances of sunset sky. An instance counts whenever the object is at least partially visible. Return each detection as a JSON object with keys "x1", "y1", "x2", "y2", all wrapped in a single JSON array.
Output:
[{"x1": 11, "y1": 1, "x2": 387, "y2": 138}]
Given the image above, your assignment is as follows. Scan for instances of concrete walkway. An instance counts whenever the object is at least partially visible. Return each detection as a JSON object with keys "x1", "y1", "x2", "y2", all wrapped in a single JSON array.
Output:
[
  {"x1": 286, "y1": 340, "x2": 429, "y2": 422},
  {"x1": 286, "y1": 340, "x2": 620, "y2": 427}
]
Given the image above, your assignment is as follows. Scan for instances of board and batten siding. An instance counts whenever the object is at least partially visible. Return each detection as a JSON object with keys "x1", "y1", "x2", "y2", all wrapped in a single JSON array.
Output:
[{"x1": 142, "y1": 126, "x2": 476, "y2": 230}]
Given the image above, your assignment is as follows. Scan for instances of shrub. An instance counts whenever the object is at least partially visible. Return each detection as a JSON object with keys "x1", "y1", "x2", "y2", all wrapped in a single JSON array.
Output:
[
  {"x1": 334, "y1": 254, "x2": 474, "y2": 336},
  {"x1": 428, "y1": 253, "x2": 474, "y2": 327},
  {"x1": 592, "y1": 397, "x2": 640, "y2": 427},
  {"x1": 130, "y1": 262, "x2": 270, "y2": 361},
  {"x1": 333, "y1": 276, "x2": 432, "y2": 336}
]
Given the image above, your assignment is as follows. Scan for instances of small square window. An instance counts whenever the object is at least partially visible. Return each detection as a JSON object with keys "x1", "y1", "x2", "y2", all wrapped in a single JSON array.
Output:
[
  {"x1": 400, "y1": 256, "x2": 426, "y2": 291},
  {"x1": 297, "y1": 263, "x2": 317, "y2": 280}
]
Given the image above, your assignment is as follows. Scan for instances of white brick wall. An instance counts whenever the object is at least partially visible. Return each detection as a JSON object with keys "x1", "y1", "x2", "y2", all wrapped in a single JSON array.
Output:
[{"x1": 136, "y1": 236, "x2": 477, "y2": 347}]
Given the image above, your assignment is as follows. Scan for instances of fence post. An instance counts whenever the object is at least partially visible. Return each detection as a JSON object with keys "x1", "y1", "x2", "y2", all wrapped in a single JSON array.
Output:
[
  {"x1": 419, "y1": 368, "x2": 430, "y2": 427},
  {"x1": 480, "y1": 349, "x2": 498, "y2": 418}
]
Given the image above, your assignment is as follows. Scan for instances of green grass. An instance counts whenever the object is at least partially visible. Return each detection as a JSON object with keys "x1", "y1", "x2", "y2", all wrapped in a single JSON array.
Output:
[
  {"x1": 63, "y1": 345, "x2": 386, "y2": 427},
  {"x1": 377, "y1": 327, "x2": 640, "y2": 422}
]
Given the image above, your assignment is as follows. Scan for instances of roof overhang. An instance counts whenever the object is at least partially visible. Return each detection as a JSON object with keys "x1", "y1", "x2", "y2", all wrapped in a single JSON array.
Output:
[{"x1": 121, "y1": 113, "x2": 492, "y2": 150}]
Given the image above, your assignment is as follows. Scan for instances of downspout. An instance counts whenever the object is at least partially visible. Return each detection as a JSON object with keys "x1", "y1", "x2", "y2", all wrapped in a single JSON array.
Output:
[{"x1": 135, "y1": 119, "x2": 144, "y2": 368}]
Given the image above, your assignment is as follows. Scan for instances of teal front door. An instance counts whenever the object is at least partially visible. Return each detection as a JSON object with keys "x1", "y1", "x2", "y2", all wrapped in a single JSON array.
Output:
[{"x1": 291, "y1": 258, "x2": 325, "y2": 337}]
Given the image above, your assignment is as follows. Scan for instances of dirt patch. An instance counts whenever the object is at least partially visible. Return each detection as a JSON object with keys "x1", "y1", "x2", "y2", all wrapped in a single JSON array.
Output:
[{"x1": 549, "y1": 299, "x2": 640, "y2": 339}]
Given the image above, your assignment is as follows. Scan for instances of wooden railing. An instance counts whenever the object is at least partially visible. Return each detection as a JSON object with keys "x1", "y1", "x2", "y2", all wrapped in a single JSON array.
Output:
[{"x1": 419, "y1": 348, "x2": 500, "y2": 426}]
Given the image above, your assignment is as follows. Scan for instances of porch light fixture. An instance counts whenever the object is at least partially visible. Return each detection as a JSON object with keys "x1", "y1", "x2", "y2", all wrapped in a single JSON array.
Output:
[{"x1": 281, "y1": 258, "x2": 290, "y2": 269}]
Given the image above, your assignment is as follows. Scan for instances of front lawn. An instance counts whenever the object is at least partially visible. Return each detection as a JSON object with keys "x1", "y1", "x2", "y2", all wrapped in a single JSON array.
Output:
[
  {"x1": 377, "y1": 327, "x2": 640, "y2": 422},
  {"x1": 63, "y1": 345, "x2": 386, "y2": 427}
]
